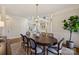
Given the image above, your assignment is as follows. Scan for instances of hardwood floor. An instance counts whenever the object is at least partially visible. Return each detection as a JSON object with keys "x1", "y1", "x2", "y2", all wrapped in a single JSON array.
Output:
[
  {"x1": 7, "y1": 37, "x2": 25, "y2": 55},
  {"x1": 6, "y1": 37, "x2": 79, "y2": 55},
  {"x1": 75, "y1": 48, "x2": 79, "y2": 54}
]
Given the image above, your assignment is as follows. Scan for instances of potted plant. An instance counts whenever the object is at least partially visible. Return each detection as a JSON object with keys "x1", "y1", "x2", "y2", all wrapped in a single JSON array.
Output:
[{"x1": 63, "y1": 15, "x2": 79, "y2": 48}]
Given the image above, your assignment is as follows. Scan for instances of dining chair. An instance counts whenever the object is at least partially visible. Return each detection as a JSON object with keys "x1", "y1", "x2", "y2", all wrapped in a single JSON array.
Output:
[
  {"x1": 29, "y1": 38, "x2": 44, "y2": 55},
  {"x1": 41, "y1": 32, "x2": 46, "y2": 37},
  {"x1": 26, "y1": 31, "x2": 30, "y2": 38},
  {"x1": 20, "y1": 34, "x2": 30, "y2": 54},
  {"x1": 47, "y1": 33, "x2": 54, "y2": 38},
  {"x1": 47, "y1": 38, "x2": 64, "y2": 55}
]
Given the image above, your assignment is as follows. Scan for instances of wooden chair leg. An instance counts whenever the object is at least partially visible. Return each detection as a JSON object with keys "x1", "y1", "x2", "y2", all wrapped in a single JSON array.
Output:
[
  {"x1": 58, "y1": 50, "x2": 62, "y2": 55},
  {"x1": 25, "y1": 46, "x2": 26, "y2": 52},
  {"x1": 29, "y1": 48, "x2": 31, "y2": 55},
  {"x1": 27, "y1": 47, "x2": 29, "y2": 55},
  {"x1": 47, "y1": 50, "x2": 48, "y2": 55},
  {"x1": 21, "y1": 43, "x2": 24, "y2": 48}
]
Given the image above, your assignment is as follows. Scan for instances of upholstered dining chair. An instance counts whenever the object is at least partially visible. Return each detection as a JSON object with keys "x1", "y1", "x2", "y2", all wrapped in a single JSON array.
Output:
[
  {"x1": 20, "y1": 34, "x2": 30, "y2": 54},
  {"x1": 33, "y1": 33, "x2": 40, "y2": 38},
  {"x1": 26, "y1": 31, "x2": 30, "y2": 38},
  {"x1": 41, "y1": 32, "x2": 46, "y2": 37},
  {"x1": 47, "y1": 38, "x2": 64, "y2": 55},
  {"x1": 47, "y1": 33, "x2": 54, "y2": 38},
  {"x1": 29, "y1": 38, "x2": 44, "y2": 55}
]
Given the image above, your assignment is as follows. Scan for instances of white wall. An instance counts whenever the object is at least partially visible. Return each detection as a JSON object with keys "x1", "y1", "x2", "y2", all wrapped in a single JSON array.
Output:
[
  {"x1": 51, "y1": 8, "x2": 79, "y2": 47},
  {"x1": 3, "y1": 16, "x2": 47, "y2": 38},
  {"x1": 2, "y1": 15, "x2": 48, "y2": 39},
  {"x1": 3, "y1": 16, "x2": 29, "y2": 39},
  {"x1": 1, "y1": 7, "x2": 79, "y2": 47}
]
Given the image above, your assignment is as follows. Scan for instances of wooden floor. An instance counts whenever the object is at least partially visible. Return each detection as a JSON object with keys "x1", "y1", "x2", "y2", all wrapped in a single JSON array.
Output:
[
  {"x1": 75, "y1": 48, "x2": 79, "y2": 54},
  {"x1": 6, "y1": 37, "x2": 25, "y2": 55},
  {"x1": 6, "y1": 37, "x2": 79, "y2": 55}
]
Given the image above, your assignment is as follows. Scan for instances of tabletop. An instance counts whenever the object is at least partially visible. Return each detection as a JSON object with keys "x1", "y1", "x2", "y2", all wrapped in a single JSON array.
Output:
[{"x1": 31, "y1": 35, "x2": 58, "y2": 46}]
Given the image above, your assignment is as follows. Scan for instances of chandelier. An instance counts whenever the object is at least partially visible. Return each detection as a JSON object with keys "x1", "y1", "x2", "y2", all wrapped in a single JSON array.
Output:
[
  {"x1": 34, "y1": 4, "x2": 39, "y2": 22},
  {"x1": 31, "y1": 4, "x2": 49, "y2": 33}
]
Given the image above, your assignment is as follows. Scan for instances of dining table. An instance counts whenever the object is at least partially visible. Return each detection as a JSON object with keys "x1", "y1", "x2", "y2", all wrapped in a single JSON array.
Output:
[{"x1": 31, "y1": 34, "x2": 58, "y2": 55}]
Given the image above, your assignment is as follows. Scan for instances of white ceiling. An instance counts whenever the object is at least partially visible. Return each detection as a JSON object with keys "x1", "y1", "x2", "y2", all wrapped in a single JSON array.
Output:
[{"x1": 1, "y1": 4, "x2": 79, "y2": 17}]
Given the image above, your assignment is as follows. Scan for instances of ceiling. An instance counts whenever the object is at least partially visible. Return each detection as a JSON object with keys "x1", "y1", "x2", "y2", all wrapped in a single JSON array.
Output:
[{"x1": 0, "y1": 4, "x2": 79, "y2": 17}]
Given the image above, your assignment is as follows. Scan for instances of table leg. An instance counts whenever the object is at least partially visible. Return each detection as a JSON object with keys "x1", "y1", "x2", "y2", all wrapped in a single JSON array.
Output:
[
  {"x1": 45, "y1": 46, "x2": 48, "y2": 55},
  {"x1": 43, "y1": 46, "x2": 45, "y2": 55},
  {"x1": 43, "y1": 46, "x2": 48, "y2": 55}
]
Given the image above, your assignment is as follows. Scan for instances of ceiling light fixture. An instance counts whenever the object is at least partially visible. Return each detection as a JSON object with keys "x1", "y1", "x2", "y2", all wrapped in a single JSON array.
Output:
[{"x1": 35, "y1": 4, "x2": 39, "y2": 22}]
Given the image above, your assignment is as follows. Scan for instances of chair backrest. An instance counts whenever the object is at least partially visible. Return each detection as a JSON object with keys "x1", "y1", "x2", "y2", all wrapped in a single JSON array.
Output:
[
  {"x1": 30, "y1": 38, "x2": 37, "y2": 49},
  {"x1": 48, "y1": 33, "x2": 54, "y2": 38},
  {"x1": 33, "y1": 33, "x2": 40, "y2": 38},
  {"x1": 24, "y1": 36, "x2": 30, "y2": 43},
  {"x1": 26, "y1": 31, "x2": 30, "y2": 37},
  {"x1": 41, "y1": 32, "x2": 46, "y2": 37},
  {"x1": 20, "y1": 34, "x2": 29, "y2": 43},
  {"x1": 20, "y1": 34, "x2": 25, "y2": 42},
  {"x1": 58, "y1": 38, "x2": 64, "y2": 50}
]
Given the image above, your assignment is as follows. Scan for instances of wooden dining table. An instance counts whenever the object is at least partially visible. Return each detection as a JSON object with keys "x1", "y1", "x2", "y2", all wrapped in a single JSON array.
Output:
[{"x1": 31, "y1": 35, "x2": 58, "y2": 55}]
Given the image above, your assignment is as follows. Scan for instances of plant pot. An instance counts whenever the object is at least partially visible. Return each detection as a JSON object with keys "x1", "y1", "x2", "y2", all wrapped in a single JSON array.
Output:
[{"x1": 66, "y1": 40, "x2": 74, "y2": 49}]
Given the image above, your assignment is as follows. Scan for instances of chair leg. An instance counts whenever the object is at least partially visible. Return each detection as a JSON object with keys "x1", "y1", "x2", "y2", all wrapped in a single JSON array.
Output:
[
  {"x1": 58, "y1": 50, "x2": 62, "y2": 55},
  {"x1": 27, "y1": 47, "x2": 29, "y2": 55},
  {"x1": 47, "y1": 50, "x2": 48, "y2": 55},
  {"x1": 29, "y1": 48, "x2": 31, "y2": 55},
  {"x1": 21, "y1": 43, "x2": 24, "y2": 48},
  {"x1": 24, "y1": 46, "x2": 26, "y2": 52},
  {"x1": 24, "y1": 46, "x2": 29, "y2": 55},
  {"x1": 43, "y1": 46, "x2": 45, "y2": 55},
  {"x1": 29, "y1": 49, "x2": 32, "y2": 55},
  {"x1": 31, "y1": 51, "x2": 33, "y2": 55}
]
